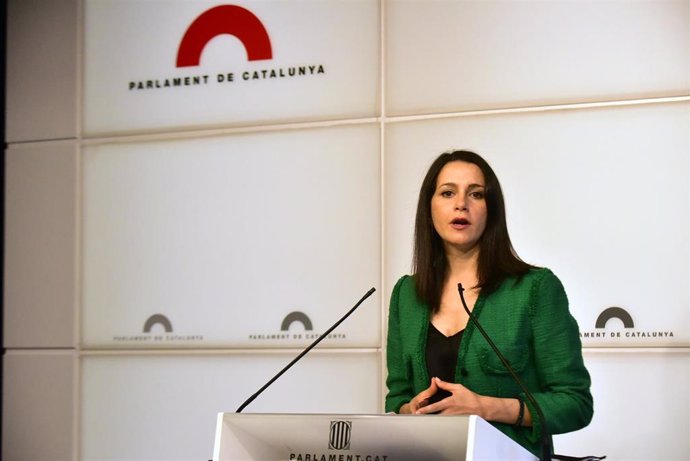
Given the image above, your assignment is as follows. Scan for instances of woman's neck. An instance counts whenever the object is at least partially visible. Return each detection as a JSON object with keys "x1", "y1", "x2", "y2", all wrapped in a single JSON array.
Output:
[{"x1": 444, "y1": 243, "x2": 480, "y2": 287}]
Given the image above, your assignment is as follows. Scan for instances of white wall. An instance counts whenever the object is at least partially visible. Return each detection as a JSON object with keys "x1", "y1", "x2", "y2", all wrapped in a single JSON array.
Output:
[{"x1": 4, "y1": 1, "x2": 689, "y2": 460}]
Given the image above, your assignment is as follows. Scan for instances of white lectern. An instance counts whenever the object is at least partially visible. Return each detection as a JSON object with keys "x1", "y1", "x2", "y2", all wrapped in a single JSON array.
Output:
[{"x1": 213, "y1": 413, "x2": 536, "y2": 461}]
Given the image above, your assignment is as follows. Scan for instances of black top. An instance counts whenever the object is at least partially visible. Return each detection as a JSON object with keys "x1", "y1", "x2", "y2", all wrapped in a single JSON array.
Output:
[{"x1": 425, "y1": 323, "x2": 464, "y2": 405}]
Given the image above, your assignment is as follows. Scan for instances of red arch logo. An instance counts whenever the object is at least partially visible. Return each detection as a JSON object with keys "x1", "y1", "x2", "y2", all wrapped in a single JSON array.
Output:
[{"x1": 176, "y1": 5, "x2": 272, "y2": 68}]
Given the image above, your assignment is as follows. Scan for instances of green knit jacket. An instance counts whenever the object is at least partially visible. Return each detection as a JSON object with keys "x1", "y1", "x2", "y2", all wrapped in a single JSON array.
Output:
[{"x1": 385, "y1": 268, "x2": 593, "y2": 457}]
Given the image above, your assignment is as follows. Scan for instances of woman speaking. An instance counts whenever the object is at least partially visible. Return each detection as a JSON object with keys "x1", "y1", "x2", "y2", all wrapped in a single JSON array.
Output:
[{"x1": 385, "y1": 150, "x2": 593, "y2": 457}]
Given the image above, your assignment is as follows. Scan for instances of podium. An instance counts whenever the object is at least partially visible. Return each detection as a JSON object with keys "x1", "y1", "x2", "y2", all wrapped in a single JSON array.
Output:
[{"x1": 213, "y1": 413, "x2": 536, "y2": 460}]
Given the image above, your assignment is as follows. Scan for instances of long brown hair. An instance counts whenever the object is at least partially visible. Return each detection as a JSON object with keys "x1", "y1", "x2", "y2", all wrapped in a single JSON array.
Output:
[{"x1": 413, "y1": 150, "x2": 533, "y2": 311}]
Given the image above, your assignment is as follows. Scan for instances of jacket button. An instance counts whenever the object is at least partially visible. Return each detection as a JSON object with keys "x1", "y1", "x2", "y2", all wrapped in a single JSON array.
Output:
[{"x1": 460, "y1": 368, "x2": 469, "y2": 377}]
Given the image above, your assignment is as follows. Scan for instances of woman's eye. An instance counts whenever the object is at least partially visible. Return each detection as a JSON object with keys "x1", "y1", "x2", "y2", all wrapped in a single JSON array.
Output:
[
  {"x1": 441, "y1": 190, "x2": 454, "y2": 198},
  {"x1": 469, "y1": 191, "x2": 484, "y2": 199}
]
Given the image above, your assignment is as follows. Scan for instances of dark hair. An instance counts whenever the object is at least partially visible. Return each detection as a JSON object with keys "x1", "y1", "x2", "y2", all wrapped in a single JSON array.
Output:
[{"x1": 413, "y1": 150, "x2": 534, "y2": 311}]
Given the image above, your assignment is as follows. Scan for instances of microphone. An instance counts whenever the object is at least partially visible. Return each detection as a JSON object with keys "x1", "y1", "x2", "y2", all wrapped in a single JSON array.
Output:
[
  {"x1": 457, "y1": 283, "x2": 552, "y2": 461},
  {"x1": 236, "y1": 287, "x2": 376, "y2": 413}
]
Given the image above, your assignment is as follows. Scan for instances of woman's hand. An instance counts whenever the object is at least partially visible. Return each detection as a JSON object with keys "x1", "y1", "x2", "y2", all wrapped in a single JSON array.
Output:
[
  {"x1": 414, "y1": 377, "x2": 483, "y2": 416},
  {"x1": 399, "y1": 378, "x2": 440, "y2": 414},
  {"x1": 414, "y1": 377, "x2": 530, "y2": 426}
]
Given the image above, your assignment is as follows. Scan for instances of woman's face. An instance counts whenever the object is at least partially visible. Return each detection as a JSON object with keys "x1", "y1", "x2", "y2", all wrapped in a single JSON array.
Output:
[{"x1": 431, "y1": 161, "x2": 488, "y2": 254}]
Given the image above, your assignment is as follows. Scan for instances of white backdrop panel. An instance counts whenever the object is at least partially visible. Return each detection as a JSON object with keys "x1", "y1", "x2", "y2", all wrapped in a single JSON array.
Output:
[
  {"x1": 83, "y1": 0, "x2": 379, "y2": 135},
  {"x1": 385, "y1": 102, "x2": 689, "y2": 346},
  {"x1": 386, "y1": 0, "x2": 689, "y2": 115},
  {"x1": 3, "y1": 352, "x2": 75, "y2": 461},
  {"x1": 80, "y1": 352, "x2": 380, "y2": 461},
  {"x1": 82, "y1": 125, "x2": 380, "y2": 348},
  {"x1": 4, "y1": 142, "x2": 78, "y2": 348},
  {"x1": 554, "y1": 349, "x2": 690, "y2": 461},
  {"x1": 6, "y1": 0, "x2": 78, "y2": 142}
]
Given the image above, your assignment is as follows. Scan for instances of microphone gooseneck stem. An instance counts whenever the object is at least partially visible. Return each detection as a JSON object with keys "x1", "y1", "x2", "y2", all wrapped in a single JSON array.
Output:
[
  {"x1": 458, "y1": 283, "x2": 552, "y2": 461},
  {"x1": 235, "y1": 287, "x2": 376, "y2": 413}
]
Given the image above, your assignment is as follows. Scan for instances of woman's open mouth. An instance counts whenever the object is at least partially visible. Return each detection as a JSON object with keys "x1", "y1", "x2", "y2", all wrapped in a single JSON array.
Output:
[{"x1": 451, "y1": 217, "x2": 470, "y2": 229}]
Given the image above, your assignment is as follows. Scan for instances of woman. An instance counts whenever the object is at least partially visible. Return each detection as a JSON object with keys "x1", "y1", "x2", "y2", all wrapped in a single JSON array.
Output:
[{"x1": 385, "y1": 150, "x2": 593, "y2": 457}]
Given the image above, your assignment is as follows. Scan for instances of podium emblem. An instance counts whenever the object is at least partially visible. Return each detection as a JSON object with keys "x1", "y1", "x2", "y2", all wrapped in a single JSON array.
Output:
[{"x1": 329, "y1": 420, "x2": 352, "y2": 450}]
